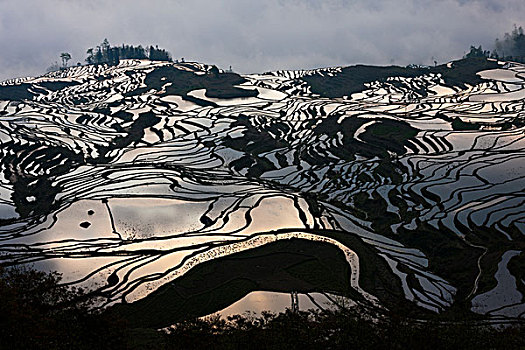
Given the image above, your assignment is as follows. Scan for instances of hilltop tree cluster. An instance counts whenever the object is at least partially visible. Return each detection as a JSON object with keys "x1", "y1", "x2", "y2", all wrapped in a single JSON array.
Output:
[
  {"x1": 46, "y1": 39, "x2": 173, "y2": 73},
  {"x1": 85, "y1": 39, "x2": 172, "y2": 66},
  {"x1": 464, "y1": 45, "x2": 491, "y2": 59},
  {"x1": 465, "y1": 24, "x2": 525, "y2": 63},
  {"x1": 493, "y1": 25, "x2": 525, "y2": 61}
]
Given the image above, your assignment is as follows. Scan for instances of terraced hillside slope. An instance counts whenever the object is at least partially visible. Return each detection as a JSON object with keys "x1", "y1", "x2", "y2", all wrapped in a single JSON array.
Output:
[{"x1": 0, "y1": 57, "x2": 524, "y2": 325}]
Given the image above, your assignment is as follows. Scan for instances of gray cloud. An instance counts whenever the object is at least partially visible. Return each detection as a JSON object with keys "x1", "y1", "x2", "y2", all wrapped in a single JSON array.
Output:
[{"x1": 0, "y1": 0, "x2": 523, "y2": 81}]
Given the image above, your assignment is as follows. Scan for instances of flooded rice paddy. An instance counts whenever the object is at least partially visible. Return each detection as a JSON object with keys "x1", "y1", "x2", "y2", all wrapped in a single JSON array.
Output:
[{"x1": 0, "y1": 59, "x2": 524, "y2": 321}]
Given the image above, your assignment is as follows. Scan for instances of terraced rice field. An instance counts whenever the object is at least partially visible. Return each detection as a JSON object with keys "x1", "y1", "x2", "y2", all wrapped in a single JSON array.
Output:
[{"x1": 0, "y1": 57, "x2": 524, "y2": 325}]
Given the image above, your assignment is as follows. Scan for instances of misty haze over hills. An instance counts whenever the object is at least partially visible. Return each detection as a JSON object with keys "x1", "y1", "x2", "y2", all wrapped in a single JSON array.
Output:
[{"x1": 1, "y1": 0, "x2": 525, "y2": 80}]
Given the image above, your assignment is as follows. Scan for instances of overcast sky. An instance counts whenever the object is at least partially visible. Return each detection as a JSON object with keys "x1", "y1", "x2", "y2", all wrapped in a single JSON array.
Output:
[{"x1": 0, "y1": 0, "x2": 523, "y2": 81}]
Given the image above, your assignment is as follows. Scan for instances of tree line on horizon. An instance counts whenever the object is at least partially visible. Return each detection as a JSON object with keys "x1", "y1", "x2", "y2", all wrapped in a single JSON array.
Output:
[
  {"x1": 85, "y1": 38, "x2": 172, "y2": 65},
  {"x1": 46, "y1": 25, "x2": 525, "y2": 76},
  {"x1": 465, "y1": 24, "x2": 525, "y2": 63},
  {"x1": 47, "y1": 39, "x2": 173, "y2": 72}
]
